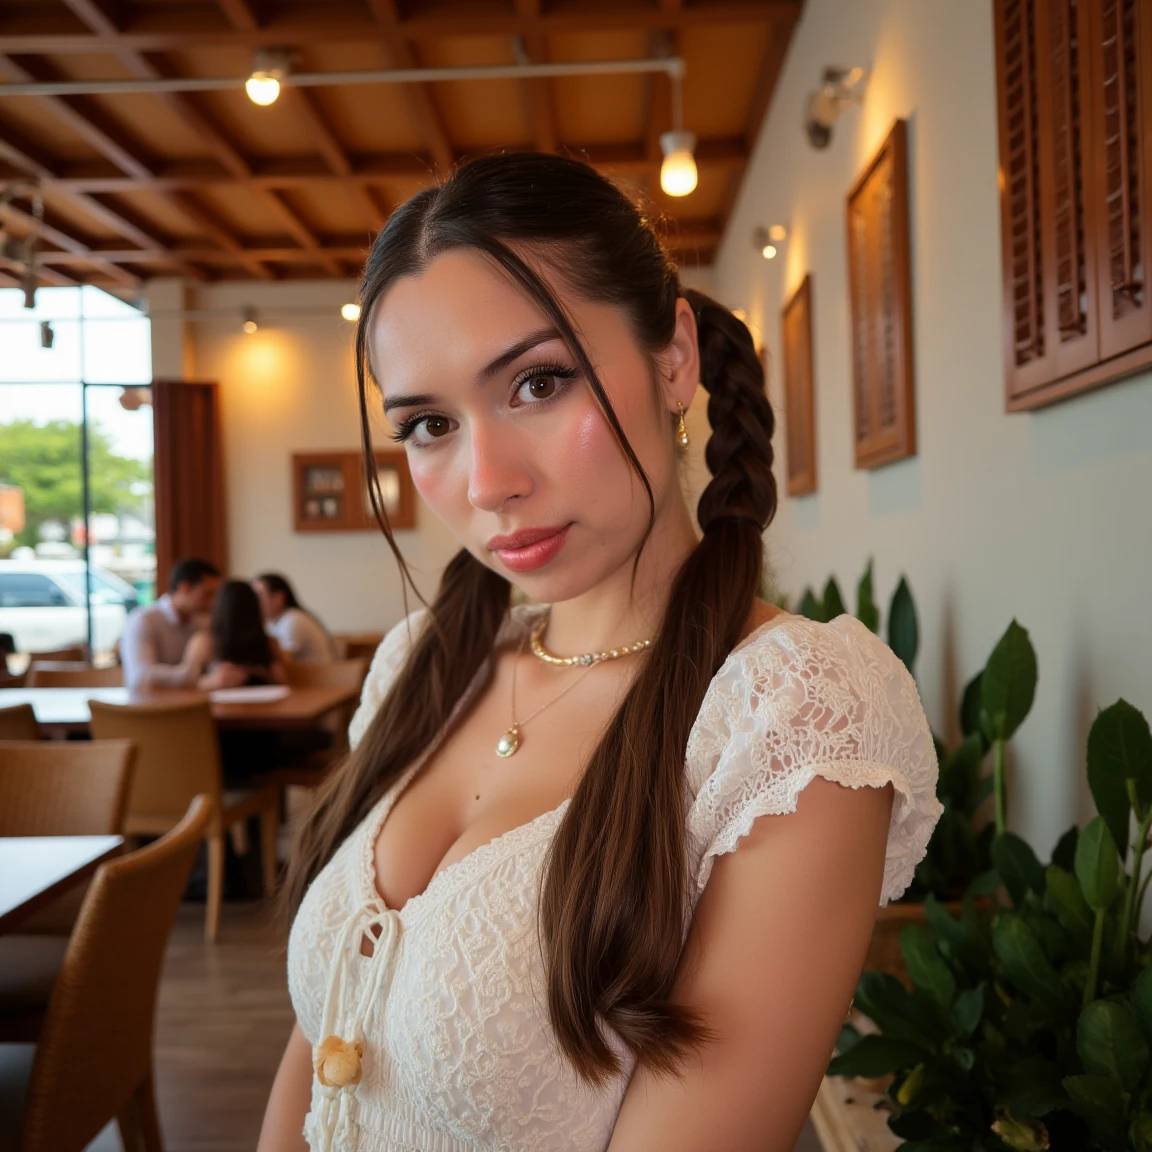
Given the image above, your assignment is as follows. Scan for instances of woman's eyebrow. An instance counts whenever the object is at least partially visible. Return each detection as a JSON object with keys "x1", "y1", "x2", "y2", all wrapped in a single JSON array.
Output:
[{"x1": 383, "y1": 326, "x2": 563, "y2": 414}]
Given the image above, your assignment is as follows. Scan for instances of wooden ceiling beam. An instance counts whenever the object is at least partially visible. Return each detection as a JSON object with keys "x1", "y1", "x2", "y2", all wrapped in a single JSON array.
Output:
[
  {"x1": 0, "y1": 3, "x2": 803, "y2": 53},
  {"x1": 58, "y1": 0, "x2": 119, "y2": 38},
  {"x1": 168, "y1": 191, "x2": 275, "y2": 280},
  {"x1": 0, "y1": 200, "x2": 141, "y2": 286},
  {"x1": 0, "y1": 55, "x2": 154, "y2": 181},
  {"x1": 367, "y1": 0, "x2": 454, "y2": 174},
  {"x1": 262, "y1": 189, "x2": 343, "y2": 276},
  {"x1": 514, "y1": 0, "x2": 558, "y2": 154},
  {"x1": 214, "y1": 0, "x2": 260, "y2": 33}
]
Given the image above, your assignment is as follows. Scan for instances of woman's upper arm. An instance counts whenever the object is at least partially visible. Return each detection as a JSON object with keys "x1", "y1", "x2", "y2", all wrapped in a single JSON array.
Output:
[
  {"x1": 258, "y1": 1022, "x2": 313, "y2": 1152},
  {"x1": 608, "y1": 776, "x2": 894, "y2": 1152}
]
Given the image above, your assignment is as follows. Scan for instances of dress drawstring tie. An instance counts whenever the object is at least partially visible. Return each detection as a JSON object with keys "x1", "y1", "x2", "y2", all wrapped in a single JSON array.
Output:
[{"x1": 307, "y1": 900, "x2": 402, "y2": 1152}]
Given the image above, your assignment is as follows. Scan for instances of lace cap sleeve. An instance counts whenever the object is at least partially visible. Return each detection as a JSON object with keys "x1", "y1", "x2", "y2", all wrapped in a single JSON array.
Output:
[
  {"x1": 348, "y1": 607, "x2": 430, "y2": 750},
  {"x1": 685, "y1": 615, "x2": 943, "y2": 907}
]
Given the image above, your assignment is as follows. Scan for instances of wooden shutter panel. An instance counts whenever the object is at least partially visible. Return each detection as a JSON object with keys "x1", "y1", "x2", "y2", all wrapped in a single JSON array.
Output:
[
  {"x1": 1085, "y1": 0, "x2": 1152, "y2": 360},
  {"x1": 846, "y1": 120, "x2": 915, "y2": 469},
  {"x1": 781, "y1": 276, "x2": 816, "y2": 496}
]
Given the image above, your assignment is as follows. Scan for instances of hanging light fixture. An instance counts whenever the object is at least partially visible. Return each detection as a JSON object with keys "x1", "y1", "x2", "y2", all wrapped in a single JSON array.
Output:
[
  {"x1": 242, "y1": 306, "x2": 258, "y2": 334},
  {"x1": 246, "y1": 48, "x2": 290, "y2": 106},
  {"x1": 659, "y1": 73, "x2": 697, "y2": 197}
]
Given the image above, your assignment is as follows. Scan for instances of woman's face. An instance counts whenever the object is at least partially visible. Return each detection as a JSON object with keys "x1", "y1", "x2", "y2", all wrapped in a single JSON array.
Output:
[{"x1": 369, "y1": 248, "x2": 695, "y2": 603}]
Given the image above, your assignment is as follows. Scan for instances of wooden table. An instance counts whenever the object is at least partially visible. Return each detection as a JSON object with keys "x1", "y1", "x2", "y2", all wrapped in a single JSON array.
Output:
[
  {"x1": 0, "y1": 835, "x2": 124, "y2": 934},
  {"x1": 0, "y1": 685, "x2": 359, "y2": 737}
]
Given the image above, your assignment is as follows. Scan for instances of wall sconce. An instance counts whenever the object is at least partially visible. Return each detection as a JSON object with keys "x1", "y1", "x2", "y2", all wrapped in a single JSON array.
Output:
[
  {"x1": 39, "y1": 320, "x2": 54, "y2": 348},
  {"x1": 242, "y1": 306, "x2": 258, "y2": 334},
  {"x1": 753, "y1": 224, "x2": 788, "y2": 260},
  {"x1": 804, "y1": 66, "x2": 868, "y2": 149}
]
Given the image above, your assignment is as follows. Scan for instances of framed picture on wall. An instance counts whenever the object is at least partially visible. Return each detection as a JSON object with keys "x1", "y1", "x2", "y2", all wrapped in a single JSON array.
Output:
[
  {"x1": 781, "y1": 275, "x2": 817, "y2": 496},
  {"x1": 846, "y1": 118, "x2": 916, "y2": 469},
  {"x1": 292, "y1": 450, "x2": 416, "y2": 532}
]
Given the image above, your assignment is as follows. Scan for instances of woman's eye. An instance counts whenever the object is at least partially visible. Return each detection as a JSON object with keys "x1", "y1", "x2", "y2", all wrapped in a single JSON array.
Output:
[
  {"x1": 517, "y1": 373, "x2": 560, "y2": 402},
  {"x1": 412, "y1": 415, "x2": 452, "y2": 443}
]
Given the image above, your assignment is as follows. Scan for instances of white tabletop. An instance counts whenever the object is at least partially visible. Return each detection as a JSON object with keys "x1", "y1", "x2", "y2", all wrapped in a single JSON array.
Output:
[
  {"x1": 0, "y1": 835, "x2": 124, "y2": 933},
  {"x1": 0, "y1": 687, "x2": 130, "y2": 725}
]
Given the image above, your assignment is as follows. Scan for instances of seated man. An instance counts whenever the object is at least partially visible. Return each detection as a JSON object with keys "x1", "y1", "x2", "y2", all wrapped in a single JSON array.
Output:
[
  {"x1": 252, "y1": 572, "x2": 338, "y2": 663},
  {"x1": 121, "y1": 557, "x2": 240, "y2": 690}
]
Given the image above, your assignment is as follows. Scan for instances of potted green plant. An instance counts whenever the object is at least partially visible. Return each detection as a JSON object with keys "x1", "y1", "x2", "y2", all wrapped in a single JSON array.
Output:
[{"x1": 827, "y1": 659, "x2": 1152, "y2": 1152}]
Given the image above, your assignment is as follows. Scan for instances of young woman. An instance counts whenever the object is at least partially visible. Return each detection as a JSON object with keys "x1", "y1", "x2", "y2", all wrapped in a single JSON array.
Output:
[
  {"x1": 261, "y1": 153, "x2": 942, "y2": 1152},
  {"x1": 254, "y1": 572, "x2": 339, "y2": 663},
  {"x1": 197, "y1": 579, "x2": 288, "y2": 691}
]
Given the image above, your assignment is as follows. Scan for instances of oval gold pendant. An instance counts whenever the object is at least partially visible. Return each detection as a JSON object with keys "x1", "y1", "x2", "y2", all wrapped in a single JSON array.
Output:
[{"x1": 495, "y1": 726, "x2": 521, "y2": 758}]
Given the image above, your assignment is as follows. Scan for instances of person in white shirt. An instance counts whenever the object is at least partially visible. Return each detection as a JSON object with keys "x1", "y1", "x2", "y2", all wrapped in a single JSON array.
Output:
[
  {"x1": 120, "y1": 557, "x2": 245, "y2": 690},
  {"x1": 252, "y1": 572, "x2": 337, "y2": 663}
]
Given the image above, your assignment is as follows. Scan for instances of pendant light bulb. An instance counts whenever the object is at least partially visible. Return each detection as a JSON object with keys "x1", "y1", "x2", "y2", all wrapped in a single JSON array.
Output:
[
  {"x1": 659, "y1": 130, "x2": 698, "y2": 197},
  {"x1": 242, "y1": 306, "x2": 258, "y2": 335},
  {"x1": 245, "y1": 73, "x2": 281, "y2": 106},
  {"x1": 340, "y1": 303, "x2": 361, "y2": 322},
  {"x1": 245, "y1": 48, "x2": 290, "y2": 106}
]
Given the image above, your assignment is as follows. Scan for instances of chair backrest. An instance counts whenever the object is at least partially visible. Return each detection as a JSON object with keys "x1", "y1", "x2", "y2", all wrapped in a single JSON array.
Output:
[
  {"x1": 284, "y1": 657, "x2": 369, "y2": 691},
  {"x1": 88, "y1": 698, "x2": 223, "y2": 820},
  {"x1": 0, "y1": 703, "x2": 39, "y2": 741},
  {"x1": 26, "y1": 662, "x2": 124, "y2": 688},
  {"x1": 0, "y1": 740, "x2": 136, "y2": 837},
  {"x1": 23, "y1": 645, "x2": 88, "y2": 665},
  {"x1": 17, "y1": 796, "x2": 211, "y2": 1152},
  {"x1": 332, "y1": 633, "x2": 383, "y2": 662}
]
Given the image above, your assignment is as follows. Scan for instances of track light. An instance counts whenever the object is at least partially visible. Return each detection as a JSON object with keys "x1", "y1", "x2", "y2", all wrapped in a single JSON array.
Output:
[
  {"x1": 659, "y1": 73, "x2": 697, "y2": 197},
  {"x1": 40, "y1": 320, "x2": 54, "y2": 348},
  {"x1": 340, "y1": 303, "x2": 361, "y2": 322},
  {"x1": 246, "y1": 48, "x2": 291, "y2": 106},
  {"x1": 21, "y1": 268, "x2": 36, "y2": 309},
  {"x1": 804, "y1": 66, "x2": 868, "y2": 149},
  {"x1": 242, "y1": 307, "x2": 258, "y2": 334}
]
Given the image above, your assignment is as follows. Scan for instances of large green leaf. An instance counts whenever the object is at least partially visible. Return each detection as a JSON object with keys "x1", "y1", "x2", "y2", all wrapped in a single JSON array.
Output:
[
  {"x1": 901, "y1": 924, "x2": 957, "y2": 1012},
  {"x1": 888, "y1": 576, "x2": 919, "y2": 674},
  {"x1": 1077, "y1": 1000, "x2": 1149, "y2": 1091},
  {"x1": 998, "y1": 1055, "x2": 1069, "y2": 1118},
  {"x1": 980, "y1": 621, "x2": 1038, "y2": 742},
  {"x1": 853, "y1": 971, "x2": 944, "y2": 1045},
  {"x1": 924, "y1": 894, "x2": 991, "y2": 978},
  {"x1": 1050, "y1": 826, "x2": 1079, "y2": 873},
  {"x1": 1044, "y1": 865, "x2": 1094, "y2": 945},
  {"x1": 938, "y1": 733, "x2": 985, "y2": 813},
  {"x1": 960, "y1": 671, "x2": 986, "y2": 745},
  {"x1": 1074, "y1": 817, "x2": 1120, "y2": 912},
  {"x1": 950, "y1": 984, "x2": 985, "y2": 1038},
  {"x1": 1086, "y1": 700, "x2": 1152, "y2": 856},
  {"x1": 1132, "y1": 964, "x2": 1152, "y2": 1045},
  {"x1": 1062, "y1": 1074, "x2": 1126, "y2": 1118},
  {"x1": 826, "y1": 1034, "x2": 926, "y2": 1078},
  {"x1": 856, "y1": 559, "x2": 880, "y2": 633},
  {"x1": 797, "y1": 587, "x2": 823, "y2": 622},
  {"x1": 992, "y1": 832, "x2": 1047, "y2": 908},
  {"x1": 992, "y1": 913, "x2": 1067, "y2": 1010},
  {"x1": 823, "y1": 576, "x2": 847, "y2": 621}
]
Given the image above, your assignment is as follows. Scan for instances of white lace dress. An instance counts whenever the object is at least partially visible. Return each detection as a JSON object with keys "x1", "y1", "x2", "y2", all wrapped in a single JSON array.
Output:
[{"x1": 287, "y1": 604, "x2": 943, "y2": 1152}]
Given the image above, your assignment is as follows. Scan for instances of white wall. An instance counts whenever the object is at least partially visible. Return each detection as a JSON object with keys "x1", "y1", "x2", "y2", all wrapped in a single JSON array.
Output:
[
  {"x1": 713, "y1": 0, "x2": 1152, "y2": 857},
  {"x1": 180, "y1": 280, "x2": 460, "y2": 633}
]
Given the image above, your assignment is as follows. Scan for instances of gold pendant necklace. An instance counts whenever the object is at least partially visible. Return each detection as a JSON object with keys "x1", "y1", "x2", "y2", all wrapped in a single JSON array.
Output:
[{"x1": 495, "y1": 613, "x2": 654, "y2": 758}]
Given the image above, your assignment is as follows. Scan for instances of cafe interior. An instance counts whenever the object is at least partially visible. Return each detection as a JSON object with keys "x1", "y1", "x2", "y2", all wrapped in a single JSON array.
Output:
[{"x1": 1, "y1": 0, "x2": 1151, "y2": 1149}]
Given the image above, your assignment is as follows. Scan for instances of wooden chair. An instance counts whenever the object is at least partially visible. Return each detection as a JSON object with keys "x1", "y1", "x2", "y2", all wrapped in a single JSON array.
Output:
[
  {"x1": 0, "y1": 705, "x2": 39, "y2": 742},
  {"x1": 331, "y1": 633, "x2": 383, "y2": 662},
  {"x1": 0, "y1": 796, "x2": 210, "y2": 1152},
  {"x1": 25, "y1": 663, "x2": 123, "y2": 688},
  {"x1": 272, "y1": 658, "x2": 369, "y2": 788},
  {"x1": 0, "y1": 740, "x2": 137, "y2": 1040},
  {"x1": 88, "y1": 699, "x2": 278, "y2": 942}
]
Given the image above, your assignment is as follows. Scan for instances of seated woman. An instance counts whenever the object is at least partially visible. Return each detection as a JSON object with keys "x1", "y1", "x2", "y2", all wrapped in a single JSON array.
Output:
[
  {"x1": 253, "y1": 573, "x2": 338, "y2": 663},
  {"x1": 199, "y1": 580, "x2": 288, "y2": 690}
]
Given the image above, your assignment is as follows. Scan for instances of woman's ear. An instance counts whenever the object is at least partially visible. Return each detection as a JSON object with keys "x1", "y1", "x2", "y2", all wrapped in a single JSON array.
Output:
[{"x1": 657, "y1": 297, "x2": 700, "y2": 414}]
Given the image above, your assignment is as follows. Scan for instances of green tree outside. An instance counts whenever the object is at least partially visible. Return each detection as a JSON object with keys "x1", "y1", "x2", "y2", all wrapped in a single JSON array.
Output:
[{"x1": 0, "y1": 419, "x2": 152, "y2": 552}]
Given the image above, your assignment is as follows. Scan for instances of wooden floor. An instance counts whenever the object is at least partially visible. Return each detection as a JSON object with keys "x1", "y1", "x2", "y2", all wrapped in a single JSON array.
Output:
[{"x1": 81, "y1": 899, "x2": 824, "y2": 1151}]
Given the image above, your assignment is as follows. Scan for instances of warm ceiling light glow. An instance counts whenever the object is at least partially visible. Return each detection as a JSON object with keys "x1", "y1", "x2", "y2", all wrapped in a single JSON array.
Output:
[
  {"x1": 341, "y1": 303, "x2": 361, "y2": 322},
  {"x1": 242, "y1": 307, "x2": 258, "y2": 334},
  {"x1": 767, "y1": 224, "x2": 788, "y2": 244},
  {"x1": 659, "y1": 130, "x2": 698, "y2": 197},
  {"x1": 245, "y1": 73, "x2": 281, "y2": 106},
  {"x1": 761, "y1": 244, "x2": 778, "y2": 260}
]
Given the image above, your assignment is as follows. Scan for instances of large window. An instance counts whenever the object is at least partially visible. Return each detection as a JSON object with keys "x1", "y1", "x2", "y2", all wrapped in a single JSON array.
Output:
[{"x1": 0, "y1": 286, "x2": 153, "y2": 668}]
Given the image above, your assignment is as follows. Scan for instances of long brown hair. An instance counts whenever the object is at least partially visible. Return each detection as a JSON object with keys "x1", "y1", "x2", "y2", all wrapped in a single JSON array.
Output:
[{"x1": 284, "y1": 152, "x2": 777, "y2": 1084}]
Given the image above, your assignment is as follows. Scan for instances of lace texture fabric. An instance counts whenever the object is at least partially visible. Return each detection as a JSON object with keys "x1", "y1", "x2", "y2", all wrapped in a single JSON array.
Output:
[{"x1": 287, "y1": 606, "x2": 942, "y2": 1151}]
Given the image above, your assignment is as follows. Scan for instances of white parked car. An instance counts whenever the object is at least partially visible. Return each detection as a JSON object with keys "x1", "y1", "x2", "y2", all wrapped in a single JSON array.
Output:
[{"x1": 0, "y1": 559, "x2": 140, "y2": 657}]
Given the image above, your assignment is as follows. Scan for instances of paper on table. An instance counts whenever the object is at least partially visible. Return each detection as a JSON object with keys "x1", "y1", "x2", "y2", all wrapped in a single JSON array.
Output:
[{"x1": 207, "y1": 685, "x2": 292, "y2": 704}]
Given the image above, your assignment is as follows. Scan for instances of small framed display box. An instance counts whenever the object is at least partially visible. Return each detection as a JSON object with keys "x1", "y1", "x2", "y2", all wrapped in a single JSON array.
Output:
[{"x1": 292, "y1": 450, "x2": 416, "y2": 532}]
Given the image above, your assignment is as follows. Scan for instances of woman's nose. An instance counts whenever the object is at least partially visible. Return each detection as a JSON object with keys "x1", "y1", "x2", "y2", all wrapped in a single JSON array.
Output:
[{"x1": 467, "y1": 423, "x2": 532, "y2": 512}]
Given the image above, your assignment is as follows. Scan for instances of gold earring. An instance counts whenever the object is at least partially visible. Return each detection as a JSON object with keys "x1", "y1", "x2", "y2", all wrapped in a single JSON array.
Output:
[{"x1": 676, "y1": 401, "x2": 690, "y2": 448}]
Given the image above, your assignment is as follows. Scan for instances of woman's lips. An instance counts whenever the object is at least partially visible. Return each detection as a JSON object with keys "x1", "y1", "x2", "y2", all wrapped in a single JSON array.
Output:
[{"x1": 490, "y1": 524, "x2": 571, "y2": 573}]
